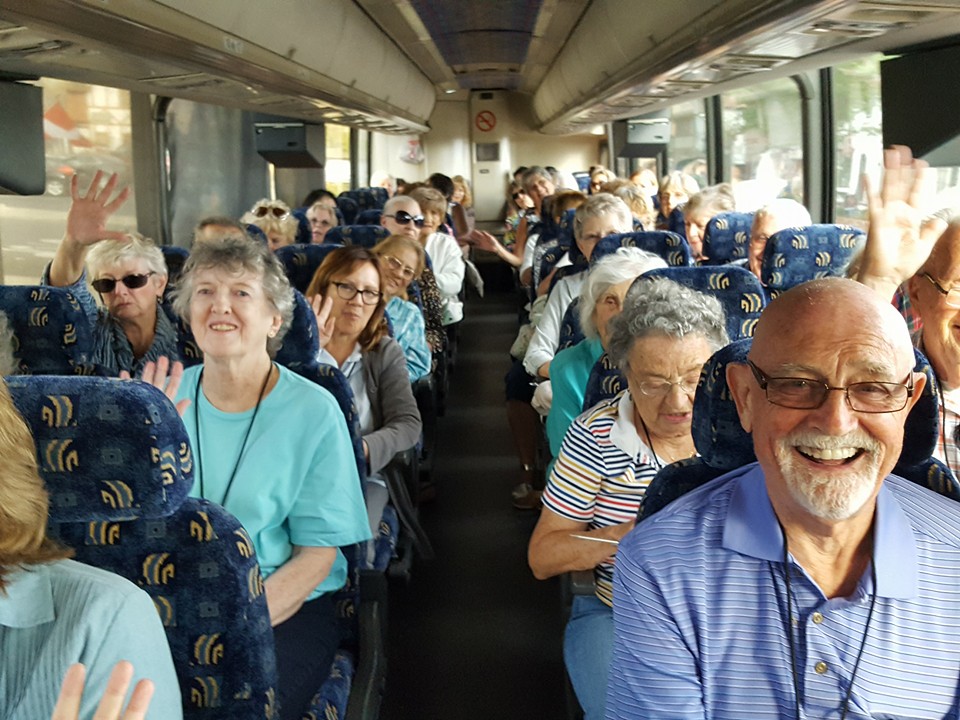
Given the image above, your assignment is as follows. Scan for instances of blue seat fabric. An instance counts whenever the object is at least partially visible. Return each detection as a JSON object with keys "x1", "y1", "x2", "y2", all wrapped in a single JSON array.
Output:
[
  {"x1": 703, "y1": 211, "x2": 755, "y2": 264},
  {"x1": 595, "y1": 231, "x2": 692, "y2": 267},
  {"x1": 325, "y1": 225, "x2": 389, "y2": 249},
  {"x1": 274, "y1": 243, "x2": 344, "y2": 294},
  {"x1": 760, "y1": 224, "x2": 866, "y2": 298}
]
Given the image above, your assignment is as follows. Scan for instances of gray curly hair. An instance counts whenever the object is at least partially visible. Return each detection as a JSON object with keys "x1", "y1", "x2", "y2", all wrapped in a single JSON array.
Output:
[
  {"x1": 606, "y1": 277, "x2": 729, "y2": 370},
  {"x1": 171, "y1": 237, "x2": 295, "y2": 357}
]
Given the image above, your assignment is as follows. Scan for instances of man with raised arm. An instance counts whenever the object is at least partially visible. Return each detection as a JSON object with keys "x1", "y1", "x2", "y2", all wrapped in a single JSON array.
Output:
[{"x1": 607, "y1": 278, "x2": 960, "y2": 719}]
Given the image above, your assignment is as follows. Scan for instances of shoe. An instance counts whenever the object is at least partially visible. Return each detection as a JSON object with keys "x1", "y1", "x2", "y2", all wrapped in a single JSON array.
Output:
[
  {"x1": 511, "y1": 482, "x2": 534, "y2": 500},
  {"x1": 512, "y1": 484, "x2": 543, "y2": 510}
]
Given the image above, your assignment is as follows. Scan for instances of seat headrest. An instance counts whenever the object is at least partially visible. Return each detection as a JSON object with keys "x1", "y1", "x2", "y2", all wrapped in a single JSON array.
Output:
[
  {"x1": 0, "y1": 286, "x2": 98, "y2": 375},
  {"x1": 761, "y1": 224, "x2": 866, "y2": 297},
  {"x1": 703, "y1": 212, "x2": 755, "y2": 264},
  {"x1": 290, "y1": 208, "x2": 312, "y2": 245},
  {"x1": 598, "y1": 231, "x2": 691, "y2": 267},
  {"x1": 274, "y1": 289, "x2": 320, "y2": 371},
  {"x1": 274, "y1": 242, "x2": 344, "y2": 294},
  {"x1": 582, "y1": 352, "x2": 627, "y2": 412},
  {"x1": 900, "y1": 347, "x2": 941, "y2": 466},
  {"x1": 325, "y1": 225, "x2": 389, "y2": 249},
  {"x1": 693, "y1": 339, "x2": 756, "y2": 470},
  {"x1": 639, "y1": 265, "x2": 766, "y2": 340},
  {"x1": 7, "y1": 375, "x2": 194, "y2": 522}
]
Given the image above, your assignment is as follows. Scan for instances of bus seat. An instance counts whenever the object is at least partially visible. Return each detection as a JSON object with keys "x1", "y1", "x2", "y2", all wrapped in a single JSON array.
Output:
[
  {"x1": 245, "y1": 223, "x2": 269, "y2": 245},
  {"x1": 345, "y1": 189, "x2": 379, "y2": 212},
  {"x1": 0, "y1": 285, "x2": 97, "y2": 375},
  {"x1": 337, "y1": 196, "x2": 360, "y2": 225},
  {"x1": 367, "y1": 187, "x2": 389, "y2": 208},
  {"x1": 160, "y1": 246, "x2": 190, "y2": 290},
  {"x1": 760, "y1": 224, "x2": 866, "y2": 299},
  {"x1": 703, "y1": 211, "x2": 755, "y2": 265},
  {"x1": 274, "y1": 289, "x2": 320, "y2": 372},
  {"x1": 668, "y1": 206, "x2": 687, "y2": 239},
  {"x1": 274, "y1": 243, "x2": 345, "y2": 294},
  {"x1": 325, "y1": 225, "x2": 390, "y2": 249},
  {"x1": 291, "y1": 208, "x2": 312, "y2": 245},
  {"x1": 356, "y1": 209, "x2": 383, "y2": 225},
  {"x1": 596, "y1": 231, "x2": 692, "y2": 267},
  {"x1": 581, "y1": 267, "x2": 764, "y2": 410},
  {"x1": 558, "y1": 297, "x2": 584, "y2": 352},
  {"x1": 642, "y1": 265, "x2": 766, "y2": 341},
  {"x1": 8, "y1": 375, "x2": 280, "y2": 719}
]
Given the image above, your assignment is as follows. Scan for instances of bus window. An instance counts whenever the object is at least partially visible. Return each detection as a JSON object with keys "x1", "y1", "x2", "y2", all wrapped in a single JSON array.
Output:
[
  {"x1": 325, "y1": 124, "x2": 352, "y2": 194},
  {"x1": 833, "y1": 56, "x2": 883, "y2": 229},
  {"x1": 668, "y1": 98, "x2": 708, "y2": 187},
  {"x1": 721, "y1": 77, "x2": 803, "y2": 211},
  {"x1": 0, "y1": 79, "x2": 137, "y2": 285}
]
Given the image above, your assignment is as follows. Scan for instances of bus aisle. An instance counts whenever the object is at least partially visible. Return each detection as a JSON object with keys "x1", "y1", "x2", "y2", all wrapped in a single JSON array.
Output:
[{"x1": 382, "y1": 282, "x2": 567, "y2": 719}]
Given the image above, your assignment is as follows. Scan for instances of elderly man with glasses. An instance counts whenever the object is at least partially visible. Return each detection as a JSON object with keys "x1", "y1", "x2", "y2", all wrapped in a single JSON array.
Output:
[{"x1": 607, "y1": 277, "x2": 960, "y2": 720}]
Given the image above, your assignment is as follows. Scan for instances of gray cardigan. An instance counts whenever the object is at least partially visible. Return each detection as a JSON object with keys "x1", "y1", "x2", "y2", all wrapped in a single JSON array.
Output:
[{"x1": 362, "y1": 336, "x2": 422, "y2": 475}]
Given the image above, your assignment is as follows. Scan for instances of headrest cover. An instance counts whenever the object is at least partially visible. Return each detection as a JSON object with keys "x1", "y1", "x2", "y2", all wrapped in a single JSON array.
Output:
[
  {"x1": 7, "y1": 375, "x2": 193, "y2": 522},
  {"x1": 597, "y1": 231, "x2": 691, "y2": 267},
  {"x1": 693, "y1": 339, "x2": 755, "y2": 469},
  {"x1": 703, "y1": 212, "x2": 755, "y2": 264},
  {"x1": 274, "y1": 289, "x2": 319, "y2": 371}
]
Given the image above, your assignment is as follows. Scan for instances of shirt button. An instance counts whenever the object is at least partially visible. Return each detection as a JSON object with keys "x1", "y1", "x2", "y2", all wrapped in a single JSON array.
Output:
[
  {"x1": 815, "y1": 661, "x2": 828, "y2": 674},
  {"x1": 812, "y1": 612, "x2": 824, "y2": 624}
]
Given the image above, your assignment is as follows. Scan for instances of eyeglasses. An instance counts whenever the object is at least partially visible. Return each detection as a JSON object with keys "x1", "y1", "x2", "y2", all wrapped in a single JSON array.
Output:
[
  {"x1": 91, "y1": 272, "x2": 155, "y2": 294},
  {"x1": 332, "y1": 281, "x2": 382, "y2": 306},
  {"x1": 636, "y1": 376, "x2": 700, "y2": 398},
  {"x1": 253, "y1": 204, "x2": 289, "y2": 219},
  {"x1": 921, "y1": 271, "x2": 960, "y2": 309},
  {"x1": 382, "y1": 255, "x2": 416, "y2": 280},
  {"x1": 383, "y1": 210, "x2": 425, "y2": 228},
  {"x1": 747, "y1": 359, "x2": 914, "y2": 413}
]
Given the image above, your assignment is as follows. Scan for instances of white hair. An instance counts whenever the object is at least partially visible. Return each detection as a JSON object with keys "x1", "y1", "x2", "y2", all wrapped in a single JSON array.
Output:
[
  {"x1": 579, "y1": 248, "x2": 667, "y2": 339},
  {"x1": 756, "y1": 198, "x2": 812, "y2": 229}
]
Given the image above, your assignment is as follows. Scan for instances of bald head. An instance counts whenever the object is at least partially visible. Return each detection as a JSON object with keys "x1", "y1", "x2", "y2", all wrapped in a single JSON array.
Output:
[{"x1": 754, "y1": 278, "x2": 914, "y2": 371}]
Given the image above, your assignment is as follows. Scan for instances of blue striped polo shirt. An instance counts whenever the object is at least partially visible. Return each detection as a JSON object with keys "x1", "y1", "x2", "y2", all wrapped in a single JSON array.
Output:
[{"x1": 607, "y1": 463, "x2": 960, "y2": 719}]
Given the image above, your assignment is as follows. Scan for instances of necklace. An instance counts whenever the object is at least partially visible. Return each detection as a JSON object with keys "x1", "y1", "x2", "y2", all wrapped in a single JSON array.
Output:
[
  {"x1": 768, "y1": 528, "x2": 878, "y2": 720},
  {"x1": 194, "y1": 362, "x2": 274, "y2": 505},
  {"x1": 637, "y1": 414, "x2": 694, "y2": 469}
]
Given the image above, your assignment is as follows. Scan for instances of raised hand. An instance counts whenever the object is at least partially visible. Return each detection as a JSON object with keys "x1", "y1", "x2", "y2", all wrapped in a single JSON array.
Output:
[
  {"x1": 51, "y1": 662, "x2": 154, "y2": 720},
  {"x1": 65, "y1": 171, "x2": 131, "y2": 247},
  {"x1": 310, "y1": 293, "x2": 336, "y2": 349},
  {"x1": 120, "y1": 356, "x2": 190, "y2": 416},
  {"x1": 858, "y1": 145, "x2": 934, "y2": 297},
  {"x1": 466, "y1": 229, "x2": 500, "y2": 253}
]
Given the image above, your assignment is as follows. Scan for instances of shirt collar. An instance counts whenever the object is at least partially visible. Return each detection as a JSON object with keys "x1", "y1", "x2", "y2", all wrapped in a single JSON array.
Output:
[
  {"x1": 609, "y1": 391, "x2": 656, "y2": 465},
  {"x1": 722, "y1": 463, "x2": 918, "y2": 599},
  {"x1": 0, "y1": 564, "x2": 55, "y2": 628},
  {"x1": 316, "y1": 343, "x2": 363, "y2": 373}
]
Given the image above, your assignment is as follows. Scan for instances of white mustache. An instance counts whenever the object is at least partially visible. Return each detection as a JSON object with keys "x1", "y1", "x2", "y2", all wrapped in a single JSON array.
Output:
[{"x1": 784, "y1": 430, "x2": 880, "y2": 453}]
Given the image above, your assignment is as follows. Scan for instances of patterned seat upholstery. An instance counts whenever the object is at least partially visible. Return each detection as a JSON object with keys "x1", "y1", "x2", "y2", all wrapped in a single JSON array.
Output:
[
  {"x1": 532, "y1": 214, "x2": 569, "y2": 292},
  {"x1": 0, "y1": 285, "x2": 97, "y2": 375},
  {"x1": 245, "y1": 224, "x2": 269, "y2": 245},
  {"x1": 558, "y1": 298, "x2": 583, "y2": 352},
  {"x1": 346, "y1": 189, "x2": 379, "y2": 213},
  {"x1": 594, "y1": 231, "x2": 691, "y2": 267},
  {"x1": 161, "y1": 246, "x2": 190, "y2": 291},
  {"x1": 355, "y1": 209, "x2": 383, "y2": 225},
  {"x1": 8, "y1": 375, "x2": 279, "y2": 719},
  {"x1": 368, "y1": 187, "x2": 389, "y2": 208},
  {"x1": 703, "y1": 211, "x2": 755, "y2": 264},
  {"x1": 760, "y1": 224, "x2": 866, "y2": 299},
  {"x1": 581, "y1": 267, "x2": 765, "y2": 410},
  {"x1": 667, "y1": 206, "x2": 687, "y2": 239},
  {"x1": 274, "y1": 290, "x2": 320, "y2": 372},
  {"x1": 336, "y1": 196, "x2": 359, "y2": 225},
  {"x1": 325, "y1": 225, "x2": 389, "y2": 249},
  {"x1": 274, "y1": 243, "x2": 344, "y2": 294},
  {"x1": 291, "y1": 209, "x2": 312, "y2": 245},
  {"x1": 642, "y1": 265, "x2": 766, "y2": 341}
]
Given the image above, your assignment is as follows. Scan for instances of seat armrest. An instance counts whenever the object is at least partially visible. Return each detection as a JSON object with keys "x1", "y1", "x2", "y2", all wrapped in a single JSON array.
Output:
[{"x1": 346, "y1": 574, "x2": 387, "y2": 720}]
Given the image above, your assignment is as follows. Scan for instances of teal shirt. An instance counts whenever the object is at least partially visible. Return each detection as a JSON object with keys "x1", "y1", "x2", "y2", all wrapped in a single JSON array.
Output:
[
  {"x1": 177, "y1": 364, "x2": 371, "y2": 600},
  {"x1": 546, "y1": 338, "x2": 604, "y2": 460},
  {"x1": 0, "y1": 559, "x2": 182, "y2": 720}
]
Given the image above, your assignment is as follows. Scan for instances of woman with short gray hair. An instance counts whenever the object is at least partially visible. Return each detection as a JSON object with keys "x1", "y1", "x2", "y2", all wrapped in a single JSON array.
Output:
[
  {"x1": 46, "y1": 172, "x2": 178, "y2": 375},
  {"x1": 529, "y1": 276, "x2": 727, "y2": 720}
]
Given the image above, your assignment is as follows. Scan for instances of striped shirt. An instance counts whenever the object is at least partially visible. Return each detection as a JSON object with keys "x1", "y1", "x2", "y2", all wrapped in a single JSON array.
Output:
[
  {"x1": 542, "y1": 391, "x2": 659, "y2": 606},
  {"x1": 608, "y1": 463, "x2": 960, "y2": 719}
]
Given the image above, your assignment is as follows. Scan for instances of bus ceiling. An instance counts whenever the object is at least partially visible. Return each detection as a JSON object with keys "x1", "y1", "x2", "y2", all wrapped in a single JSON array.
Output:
[{"x1": 1, "y1": 1, "x2": 960, "y2": 136}]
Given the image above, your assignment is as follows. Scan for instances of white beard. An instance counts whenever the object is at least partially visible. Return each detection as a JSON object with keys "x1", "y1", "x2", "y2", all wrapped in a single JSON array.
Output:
[{"x1": 774, "y1": 430, "x2": 883, "y2": 521}]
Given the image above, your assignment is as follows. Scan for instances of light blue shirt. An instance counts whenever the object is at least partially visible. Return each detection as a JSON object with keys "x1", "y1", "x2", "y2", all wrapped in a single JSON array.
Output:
[
  {"x1": 608, "y1": 463, "x2": 960, "y2": 719},
  {"x1": 0, "y1": 559, "x2": 182, "y2": 720},
  {"x1": 386, "y1": 296, "x2": 431, "y2": 382},
  {"x1": 176, "y1": 364, "x2": 371, "y2": 601}
]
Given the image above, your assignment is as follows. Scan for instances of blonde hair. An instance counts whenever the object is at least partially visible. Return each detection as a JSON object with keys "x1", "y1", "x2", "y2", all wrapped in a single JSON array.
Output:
[
  {"x1": 452, "y1": 175, "x2": 473, "y2": 208},
  {"x1": 0, "y1": 378, "x2": 71, "y2": 592},
  {"x1": 241, "y1": 199, "x2": 298, "y2": 247},
  {"x1": 371, "y1": 235, "x2": 426, "y2": 301}
]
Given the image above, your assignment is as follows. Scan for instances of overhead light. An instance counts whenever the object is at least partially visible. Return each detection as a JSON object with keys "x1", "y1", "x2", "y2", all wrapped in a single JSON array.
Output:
[
  {"x1": 590, "y1": 125, "x2": 606, "y2": 136},
  {"x1": 444, "y1": 88, "x2": 456, "y2": 94}
]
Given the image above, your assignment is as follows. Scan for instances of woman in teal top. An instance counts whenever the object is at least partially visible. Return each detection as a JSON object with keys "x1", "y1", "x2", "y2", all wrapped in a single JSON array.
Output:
[
  {"x1": 546, "y1": 248, "x2": 667, "y2": 460},
  {"x1": 0, "y1": 376, "x2": 181, "y2": 720},
  {"x1": 150, "y1": 237, "x2": 370, "y2": 720}
]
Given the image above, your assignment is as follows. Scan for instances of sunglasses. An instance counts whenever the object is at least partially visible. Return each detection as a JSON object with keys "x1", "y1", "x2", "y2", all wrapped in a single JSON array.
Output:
[
  {"x1": 91, "y1": 272, "x2": 156, "y2": 294},
  {"x1": 384, "y1": 210, "x2": 425, "y2": 228},
  {"x1": 253, "y1": 204, "x2": 289, "y2": 219}
]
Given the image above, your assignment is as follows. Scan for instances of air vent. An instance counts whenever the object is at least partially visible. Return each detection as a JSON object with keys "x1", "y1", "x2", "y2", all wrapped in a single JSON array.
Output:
[
  {"x1": 145, "y1": 73, "x2": 229, "y2": 91},
  {"x1": 479, "y1": 91, "x2": 494, "y2": 100},
  {"x1": 802, "y1": 19, "x2": 900, "y2": 36},
  {"x1": 709, "y1": 54, "x2": 789, "y2": 71},
  {"x1": 0, "y1": 39, "x2": 73, "y2": 59}
]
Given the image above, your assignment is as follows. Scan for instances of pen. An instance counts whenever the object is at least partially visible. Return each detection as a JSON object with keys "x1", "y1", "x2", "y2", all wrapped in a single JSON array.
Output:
[{"x1": 569, "y1": 533, "x2": 619, "y2": 546}]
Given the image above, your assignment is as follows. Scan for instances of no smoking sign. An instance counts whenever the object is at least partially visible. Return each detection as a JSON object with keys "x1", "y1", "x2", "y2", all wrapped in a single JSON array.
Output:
[{"x1": 475, "y1": 110, "x2": 496, "y2": 132}]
